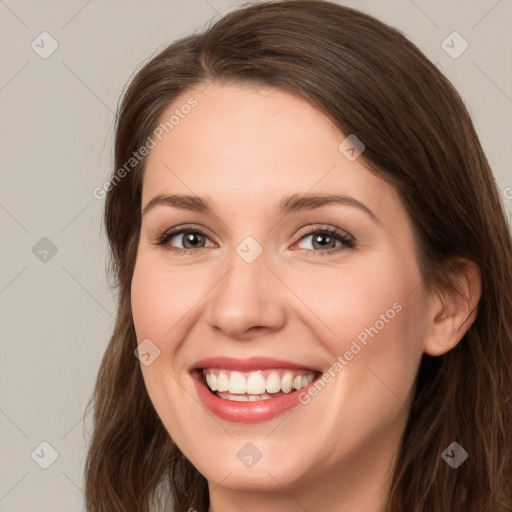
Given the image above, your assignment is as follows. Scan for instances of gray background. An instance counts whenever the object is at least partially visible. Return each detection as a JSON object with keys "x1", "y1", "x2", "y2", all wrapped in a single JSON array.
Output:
[{"x1": 1, "y1": 0, "x2": 511, "y2": 510}]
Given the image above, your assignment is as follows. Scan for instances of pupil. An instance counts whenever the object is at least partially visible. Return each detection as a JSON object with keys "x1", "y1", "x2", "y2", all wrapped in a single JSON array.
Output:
[
  {"x1": 184, "y1": 232, "x2": 203, "y2": 249},
  {"x1": 313, "y1": 233, "x2": 334, "y2": 250}
]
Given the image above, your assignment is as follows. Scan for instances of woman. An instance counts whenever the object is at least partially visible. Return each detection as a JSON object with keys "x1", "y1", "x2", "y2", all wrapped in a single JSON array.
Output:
[{"x1": 84, "y1": 1, "x2": 512, "y2": 511}]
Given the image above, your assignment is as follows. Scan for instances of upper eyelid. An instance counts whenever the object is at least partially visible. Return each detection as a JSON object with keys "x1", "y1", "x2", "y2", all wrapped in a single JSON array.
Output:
[
  {"x1": 164, "y1": 224, "x2": 216, "y2": 242},
  {"x1": 295, "y1": 224, "x2": 353, "y2": 240}
]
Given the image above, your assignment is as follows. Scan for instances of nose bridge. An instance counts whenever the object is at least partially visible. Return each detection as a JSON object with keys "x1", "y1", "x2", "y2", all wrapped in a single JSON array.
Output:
[{"x1": 205, "y1": 238, "x2": 285, "y2": 338}]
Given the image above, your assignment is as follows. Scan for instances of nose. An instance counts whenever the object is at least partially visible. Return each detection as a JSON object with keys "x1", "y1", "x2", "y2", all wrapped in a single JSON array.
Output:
[{"x1": 204, "y1": 246, "x2": 287, "y2": 341}]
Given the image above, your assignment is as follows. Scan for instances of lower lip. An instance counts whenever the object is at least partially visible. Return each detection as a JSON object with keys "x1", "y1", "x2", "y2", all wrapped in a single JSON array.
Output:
[{"x1": 192, "y1": 372, "x2": 315, "y2": 423}]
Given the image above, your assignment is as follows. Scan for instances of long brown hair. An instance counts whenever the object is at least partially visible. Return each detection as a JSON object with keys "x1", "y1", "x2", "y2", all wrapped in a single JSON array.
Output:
[{"x1": 84, "y1": 1, "x2": 512, "y2": 511}]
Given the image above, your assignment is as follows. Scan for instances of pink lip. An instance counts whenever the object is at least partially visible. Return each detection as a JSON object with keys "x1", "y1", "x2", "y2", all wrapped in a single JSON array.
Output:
[
  {"x1": 189, "y1": 357, "x2": 319, "y2": 424},
  {"x1": 190, "y1": 356, "x2": 318, "y2": 372}
]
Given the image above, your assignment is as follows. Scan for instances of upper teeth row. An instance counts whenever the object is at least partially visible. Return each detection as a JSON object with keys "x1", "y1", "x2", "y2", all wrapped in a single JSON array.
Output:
[{"x1": 204, "y1": 369, "x2": 315, "y2": 395}]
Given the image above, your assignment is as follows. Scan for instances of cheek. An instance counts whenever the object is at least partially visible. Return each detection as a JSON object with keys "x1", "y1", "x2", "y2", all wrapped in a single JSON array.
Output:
[
  {"x1": 131, "y1": 257, "x2": 207, "y2": 343},
  {"x1": 130, "y1": 259, "x2": 204, "y2": 444},
  {"x1": 289, "y1": 255, "x2": 420, "y2": 349},
  {"x1": 288, "y1": 254, "x2": 425, "y2": 407}
]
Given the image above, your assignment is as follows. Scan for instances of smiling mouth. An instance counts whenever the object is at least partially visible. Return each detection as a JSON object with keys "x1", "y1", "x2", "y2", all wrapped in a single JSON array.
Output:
[{"x1": 197, "y1": 368, "x2": 319, "y2": 402}]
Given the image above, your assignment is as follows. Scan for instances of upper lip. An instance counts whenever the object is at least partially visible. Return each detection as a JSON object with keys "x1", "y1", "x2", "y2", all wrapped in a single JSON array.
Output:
[{"x1": 189, "y1": 356, "x2": 320, "y2": 373}]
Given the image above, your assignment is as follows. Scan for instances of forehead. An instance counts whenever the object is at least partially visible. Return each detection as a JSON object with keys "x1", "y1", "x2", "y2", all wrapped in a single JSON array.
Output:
[{"x1": 142, "y1": 82, "x2": 400, "y2": 220}]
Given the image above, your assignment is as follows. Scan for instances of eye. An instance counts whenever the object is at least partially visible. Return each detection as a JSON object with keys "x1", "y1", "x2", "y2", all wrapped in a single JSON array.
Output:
[
  {"x1": 153, "y1": 224, "x2": 355, "y2": 256},
  {"x1": 154, "y1": 225, "x2": 215, "y2": 255},
  {"x1": 293, "y1": 225, "x2": 355, "y2": 255}
]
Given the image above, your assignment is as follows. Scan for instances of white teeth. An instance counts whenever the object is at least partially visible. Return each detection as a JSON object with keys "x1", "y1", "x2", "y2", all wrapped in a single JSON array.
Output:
[
  {"x1": 229, "y1": 393, "x2": 249, "y2": 402},
  {"x1": 203, "y1": 368, "x2": 316, "y2": 397},
  {"x1": 228, "y1": 371, "x2": 246, "y2": 394},
  {"x1": 217, "y1": 371, "x2": 229, "y2": 392},
  {"x1": 247, "y1": 371, "x2": 266, "y2": 394},
  {"x1": 266, "y1": 372, "x2": 281, "y2": 393},
  {"x1": 217, "y1": 391, "x2": 274, "y2": 401},
  {"x1": 206, "y1": 372, "x2": 217, "y2": 391},
  {"x1": 281, "y1": 372, "x2": 293, "y2": 393}
]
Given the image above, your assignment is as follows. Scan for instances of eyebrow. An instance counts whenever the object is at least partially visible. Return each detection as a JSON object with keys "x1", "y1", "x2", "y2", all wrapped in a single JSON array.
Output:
[{"x1": 141, "y1": 192, "x2": 379, "y2": 223}]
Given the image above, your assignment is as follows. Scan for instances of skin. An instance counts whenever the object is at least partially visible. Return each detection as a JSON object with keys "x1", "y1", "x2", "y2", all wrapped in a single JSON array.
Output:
[{"x1": 130, "y1": 82, "x2": 481, "y2": 512}]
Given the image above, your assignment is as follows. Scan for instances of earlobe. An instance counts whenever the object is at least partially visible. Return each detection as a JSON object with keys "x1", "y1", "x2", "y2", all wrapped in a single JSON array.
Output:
[{"x1": 423, "y1": 258, "x2": 482, "y2": 357}]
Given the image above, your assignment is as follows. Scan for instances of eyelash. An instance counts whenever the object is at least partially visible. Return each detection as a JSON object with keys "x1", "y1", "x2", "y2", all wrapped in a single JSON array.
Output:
[{"x1": 153, "y1": 224, "x2": 355, "y2": 256}]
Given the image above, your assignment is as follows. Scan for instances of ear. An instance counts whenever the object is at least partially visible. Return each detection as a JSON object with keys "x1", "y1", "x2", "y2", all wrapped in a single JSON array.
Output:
[{"x1": 423, "y1": 258, "x2": 482, "y2": 357}]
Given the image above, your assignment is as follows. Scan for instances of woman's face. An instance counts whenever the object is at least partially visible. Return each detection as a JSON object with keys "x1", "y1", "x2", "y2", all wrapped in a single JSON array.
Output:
[{"x1": 131, "y1": 83, "x2": 431, "y2": 499}]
